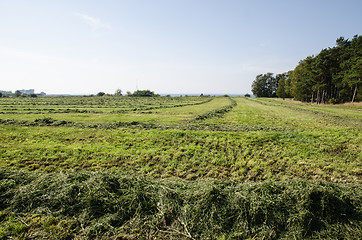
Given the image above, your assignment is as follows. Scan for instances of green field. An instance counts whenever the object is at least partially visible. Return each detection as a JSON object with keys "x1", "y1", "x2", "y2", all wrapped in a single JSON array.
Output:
[{"x1": 0, "y1": 96, "x2": 361, "y2": 239}]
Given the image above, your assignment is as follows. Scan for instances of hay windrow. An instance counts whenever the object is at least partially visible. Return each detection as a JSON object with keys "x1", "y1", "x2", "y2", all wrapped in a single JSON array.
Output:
[{"x1": 0, "y1": 170, "x2": 361, "y2": 239}]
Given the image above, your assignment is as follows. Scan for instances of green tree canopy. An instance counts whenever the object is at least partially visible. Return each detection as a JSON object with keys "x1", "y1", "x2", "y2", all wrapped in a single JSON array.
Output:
[
  {"x1": 255, "y1": 35, "x2": 361, "y2": 103},
  {"x1": 114, "y1": 89, "x2": 122, "y2": 96},
  {"x1": 251, "y1": 73, "x2": 278, "y2": 97},
  {"x1": 276, "y1": 73, "x2": 291, "y2": 99},
  {"x1": 131, "y1": 90, "x2": 157, "y2": 97},
  {"x1": 14, "y1": 90, "x2": 22, "y2": 97}
]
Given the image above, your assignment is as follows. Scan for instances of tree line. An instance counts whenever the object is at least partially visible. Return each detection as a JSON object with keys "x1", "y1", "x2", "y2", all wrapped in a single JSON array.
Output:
[
  {"x1": 0, "y1": 90, "x2": 39, "y2": 98},
  {"x1": 252, "y1": 35, "x2": 361, "y2": 103},
  {"x1": 97, "y1": 89, "x2": 159, "y2": 97}
]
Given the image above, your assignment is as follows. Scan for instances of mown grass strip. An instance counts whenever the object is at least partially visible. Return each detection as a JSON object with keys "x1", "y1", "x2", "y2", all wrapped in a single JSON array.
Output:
[
  {"x1": 0, "y1": 97, "x2": 213, "y2": 115},
  {"x1": 0, "y1": 118, "x2": 287, "y2": 132},
  {"x1": 0, "y1": 170, "x2": 360, "y2": 239},
  {"x1": 189, "y1": 97, "x2": 237, "y2": 122},
  {"x1": 246, "y1": 98, "x2": 362, "y2": 129}
]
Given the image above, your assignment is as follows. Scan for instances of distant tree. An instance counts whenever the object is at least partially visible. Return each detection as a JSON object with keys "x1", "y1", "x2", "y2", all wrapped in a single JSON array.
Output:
[
  {"x1": 97, "y1": 92, "x2": 106, "y2": 96},
  {"x1": 14, "y1": 90, "x2": 22, "y2": 97},
  {"x1": 30, "y1": 94, "x2": 38, "y2": 98},
  {"x1": 276, "y1": 73, "x2": 291, "y2": 99},
  {"x1": 251, "y1": 75, "x2": 264, "y2": 97},
  {"x1": 251, "y1": 73, "x2": 278, "y2": 97},
  {"x1": 244, "y1": 93, "x2": 251, "y2": 97},
  {"x1": 285, "y1": 71, "x2": 294, "y2": 97},
  {"x1": 0, "y1": 93, "x2": 2, "y2": 98},
  {"x1": 289, "y1": 56, "x2": 317, "y2": 102},
  {"x1": 276, "y1": 75, "x2": 286, "y2": 99},
  {"x1": 114, "y1": 89, "x2": 122, "y2": 96},
  {"x1": 132, "y1": 90, "x2": 156, "y2": 97}
]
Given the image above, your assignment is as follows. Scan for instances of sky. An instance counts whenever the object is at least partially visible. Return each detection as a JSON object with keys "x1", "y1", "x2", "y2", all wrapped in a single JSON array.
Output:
[{"x1": 0, "y1": 0, "x2": 361, "y2": 95}]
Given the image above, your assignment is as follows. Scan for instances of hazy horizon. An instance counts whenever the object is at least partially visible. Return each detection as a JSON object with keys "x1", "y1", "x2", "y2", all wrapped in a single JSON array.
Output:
[{"x1": 0, "y1": 90, "x2": 250, "y2": 96}]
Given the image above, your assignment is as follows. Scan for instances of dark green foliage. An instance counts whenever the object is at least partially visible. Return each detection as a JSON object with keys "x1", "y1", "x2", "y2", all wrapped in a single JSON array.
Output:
[
  {"x1": 254, "y1": 35, "x2": 361, "y2": 103},
  {"x1": 252, "y1": 73, "x2": 278, "y2": 97},
  {"x1": 0, "y1": 170, "x2": 361, "y2": 239},
  {"x1": 292, "y1": 35, "x2": 361, "y2": 103},
  {"x1": 14, "y1": 90, "x2": 22, "y2": 97},
  {"x1": 114, "y1": 89, "x2": 122, "y2": 96},
  {"x1": 131, "y1": 89, "x2": 157, "y2": 97},
  {"x1": 97, "y1": 92, "x2": 105, "y2": 96},
  {"x1": 276, "y1": 73, "x2": 292, "y2": 99}
]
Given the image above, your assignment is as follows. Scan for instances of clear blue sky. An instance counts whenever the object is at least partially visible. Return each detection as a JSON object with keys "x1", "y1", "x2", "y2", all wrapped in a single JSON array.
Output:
[{"x1": 0, "y1": 0, "x2": 361, "y2": 95}]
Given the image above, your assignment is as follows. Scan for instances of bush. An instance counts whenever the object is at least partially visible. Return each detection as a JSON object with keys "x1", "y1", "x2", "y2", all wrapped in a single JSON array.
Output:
[
  {"x1": 14, "y1": 90, "x2": 22, "y2": 97},
  {"x1": 132, "y1": 90, "x2": 156, "y2": 97},
  {"x1": 328, "y1": 98, "x2": 338, "y2": 104}
]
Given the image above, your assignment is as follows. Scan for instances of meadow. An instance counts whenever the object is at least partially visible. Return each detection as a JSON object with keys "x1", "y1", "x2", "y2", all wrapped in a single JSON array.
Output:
[{"x1": 0, "y1": 96, "x2": 361, "y2": 239}]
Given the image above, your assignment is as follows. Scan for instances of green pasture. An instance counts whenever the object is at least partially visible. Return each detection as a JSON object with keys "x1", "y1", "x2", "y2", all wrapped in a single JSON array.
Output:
[
  {"x1": 0, "y1": 96, "x2": 360, "y2": 182},
  {"x1": 0, "y1": 96, "x2": 209, "y2": 113},
  {"x1": 0, "y1": 96, "x2": 230, "y2": 124},
  {"x1": 0, "y1": 96, "x2": 361, "y2": 239}
]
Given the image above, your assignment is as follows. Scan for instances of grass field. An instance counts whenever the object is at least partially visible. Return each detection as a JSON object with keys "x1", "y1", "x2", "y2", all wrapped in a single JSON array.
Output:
[{"x1": 0, "y1": 96, "x2": 361, "y2": 239}]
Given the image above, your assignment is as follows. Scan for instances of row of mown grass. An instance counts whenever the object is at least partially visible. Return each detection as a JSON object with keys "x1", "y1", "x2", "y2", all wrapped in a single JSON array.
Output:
[
  {"x1": 0, "y1": 97, "x2": 233, "y2": 124},
  {"x1": 205, "y1": 98, "x2": 361, "y2": 130},
  {"x1": 0, "y1": 96, "x2": 209, "y2": 110},
  {"x1": 0, "y1": 96, "x2": 213, "y2": 119},
  {"x1": 0, "y1": 170, "x2": 361, "y2": 240},
  {"x1": 0, "y1": 125, "x2": 360, "y2": 182}
]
